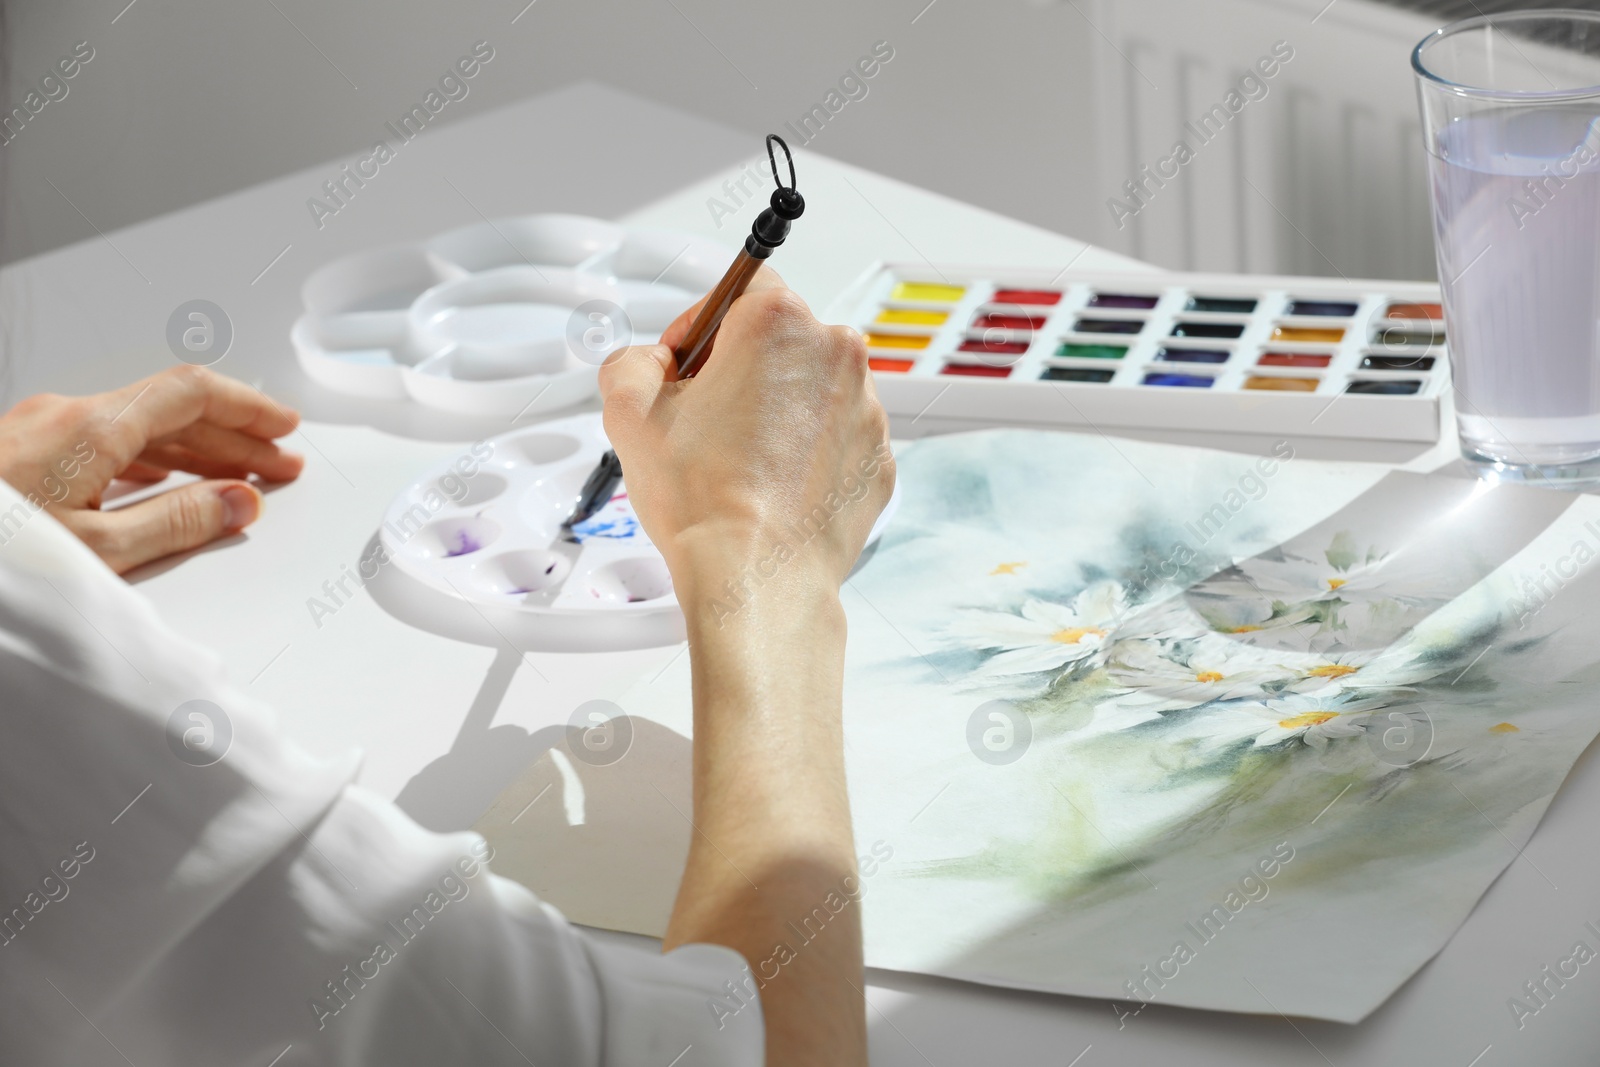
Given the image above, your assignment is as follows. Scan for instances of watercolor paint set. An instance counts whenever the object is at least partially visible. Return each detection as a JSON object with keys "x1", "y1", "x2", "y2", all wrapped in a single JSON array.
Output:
[
  {"x1": 375, "y1": 412, "x2": 899, "y2": 651},
  {"x1": 292, "y1": 214, "x2": 732, "y2": 417},
  {"x1": 824, "y1": 264, "x2": 1448, "y2": 442}
]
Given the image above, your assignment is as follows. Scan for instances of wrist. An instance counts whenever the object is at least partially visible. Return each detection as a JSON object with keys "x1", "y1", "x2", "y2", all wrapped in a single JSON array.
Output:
[
  {"x1": 671, "y1": 523, "x2": 844, "y2": 626},
  {"x1": 678, "y1": 559, "x2": 844, "y2": 647}
]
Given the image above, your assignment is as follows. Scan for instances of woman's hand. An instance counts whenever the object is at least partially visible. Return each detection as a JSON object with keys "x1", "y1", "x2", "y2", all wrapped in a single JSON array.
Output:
[
  {"x1": 599, "y1": 268, "x2": 894, "y2": 617},
  {"x1": 600, "y1": 270, "x2": 890, "y2": 1067},
  {"x1": 0, "y1": 365, "x2": 304, "y2": 573}
]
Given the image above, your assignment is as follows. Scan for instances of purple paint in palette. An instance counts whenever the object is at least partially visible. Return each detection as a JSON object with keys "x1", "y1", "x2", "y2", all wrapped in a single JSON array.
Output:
[
  {"x1": 1088, "y1": 293, "x2": 1159, "y2": 310},
  {"x1": 446, "y1": 529, "x2": 484, "y2": 556},
  {"x1": 507, "y1": 558, "x2": 562, "y2": 595},
  {"x1": 1075, "y1": 319, "x2": 1145, "y2": 335}
]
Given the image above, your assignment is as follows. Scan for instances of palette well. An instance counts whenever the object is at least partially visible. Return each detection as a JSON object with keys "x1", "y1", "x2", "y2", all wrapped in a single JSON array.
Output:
[
  {"x1": 292, "y1": 215, "x2": 732, "y2": 417},
  {"x1": 826, "y1": 265, "x2": 1449, "y2": 441},
  {"x1": 377, "y1": 412, "x2": 900, "y2": 651}
]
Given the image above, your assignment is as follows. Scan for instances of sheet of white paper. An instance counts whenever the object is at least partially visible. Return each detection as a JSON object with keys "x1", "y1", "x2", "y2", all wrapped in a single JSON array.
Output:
[{"x1": 478, "y1": 430, "x2": 1600, "y2": 1022}]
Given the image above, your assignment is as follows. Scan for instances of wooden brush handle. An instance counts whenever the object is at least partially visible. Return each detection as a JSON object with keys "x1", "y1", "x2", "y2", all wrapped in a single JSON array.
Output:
[{"x1": 674, "y1": 248, "x2": 765, "y2": 379}]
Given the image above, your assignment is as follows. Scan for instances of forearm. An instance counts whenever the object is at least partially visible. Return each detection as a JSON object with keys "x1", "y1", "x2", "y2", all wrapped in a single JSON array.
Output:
[{"x1": 664, "y1": 559, "x2": 866, "y2": 1067}]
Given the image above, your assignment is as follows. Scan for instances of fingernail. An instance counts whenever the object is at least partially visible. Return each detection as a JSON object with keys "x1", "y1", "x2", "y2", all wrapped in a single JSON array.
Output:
[{"x1": 220, "y1": 485, "x2": 261, "y2": 530}]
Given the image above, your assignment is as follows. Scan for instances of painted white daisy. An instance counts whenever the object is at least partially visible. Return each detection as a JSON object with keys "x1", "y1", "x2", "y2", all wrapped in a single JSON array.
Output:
[
  {"x1": 1275, "y1": 647, "x2": 1384, "y2": 693},
  {"x1": 1171, "y1": 691, "x2": 1396, "y2": 754},
  {"x1": 947, "y1": 581, "x2": 1127, "y2": 682},
  {"x1": 1107, "y1": 634, "x2": 1298, "y2": 709},
  {"x1": 1233, "y1": 552, "x2": 1391, "y2": 604},
  {"x1": 1287, "y1": 647, "x2": 1449, "y2": 695}
]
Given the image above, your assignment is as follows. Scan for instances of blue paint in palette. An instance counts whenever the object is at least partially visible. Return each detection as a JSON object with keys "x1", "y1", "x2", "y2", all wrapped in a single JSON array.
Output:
[
  {"x1": 571, "y1": 495, "x2": 644, "y2": 542},
  {"x1": 1143, "y1": 372, "x2": 1214, "y2": 388},
  {"x1": 1288, "y1": 300, "x2": 1358, "y2": 317}
]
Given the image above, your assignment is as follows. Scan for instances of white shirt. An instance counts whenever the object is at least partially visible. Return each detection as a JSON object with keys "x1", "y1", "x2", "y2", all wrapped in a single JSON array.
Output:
[{"x1": 0, "y1": 478, "x2": 762, "y2": 1066}]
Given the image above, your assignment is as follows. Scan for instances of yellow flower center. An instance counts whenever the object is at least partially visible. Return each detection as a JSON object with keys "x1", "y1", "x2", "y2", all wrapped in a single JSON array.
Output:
[
  {"x1": 1279, "y1": 711, "x2": 1338, "y2": 729},
  {"x1": 1306, "y1": 664, "x2": 1358, "y2": 679},
  {"x1": 1195, "y1": 670, "x2": 1224, "y2": 683},
  {"x1": 1231, "y1": 625, "x2": 1263, "y2": 633},
  {"x1": 1050, "y1": 626, "x2": 1105, "y2": 645},
  {"x1": 1327, "y1": 577, "x2": 1348, "y2": 591}
]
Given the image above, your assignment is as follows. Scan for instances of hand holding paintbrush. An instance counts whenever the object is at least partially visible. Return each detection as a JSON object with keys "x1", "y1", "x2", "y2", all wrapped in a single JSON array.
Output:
[
  {"x1": 593, "y1": 148, "x2": 892, "y2": 593},
  {"x1": 562, "y1": 135, "x2": 805, "y2": 532},
  {"x1": 591, "y1": 136, "x2": 891, "y2": 1067}
]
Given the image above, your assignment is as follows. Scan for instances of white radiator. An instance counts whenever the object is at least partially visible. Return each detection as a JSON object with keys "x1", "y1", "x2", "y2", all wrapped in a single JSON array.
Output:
[{"x1": 1088, "y1": 0, "x2": 1446, "y2": 280}]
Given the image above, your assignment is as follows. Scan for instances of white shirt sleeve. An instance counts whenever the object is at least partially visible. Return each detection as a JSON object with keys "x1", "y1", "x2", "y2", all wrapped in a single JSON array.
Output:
[{"x1": 0, "y1": 481, "x2": 762, "y2": 1067}]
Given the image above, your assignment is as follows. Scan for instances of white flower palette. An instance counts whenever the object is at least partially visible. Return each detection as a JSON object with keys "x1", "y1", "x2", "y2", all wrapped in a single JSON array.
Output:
[
  {"x1": 824, "y1": 263, "x2": 1450, "y2": 442},
  {"x1": 376, "y1": 411, "x2": 900, "y2": 651},
  {"x1": 292, "y1": 214, "x2": 733, "y2": 417}
]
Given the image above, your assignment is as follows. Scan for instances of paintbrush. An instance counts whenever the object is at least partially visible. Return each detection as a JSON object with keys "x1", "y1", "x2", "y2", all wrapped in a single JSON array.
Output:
[{"x1": 557, "y1": 134, "x2": 805, "y2": 539}]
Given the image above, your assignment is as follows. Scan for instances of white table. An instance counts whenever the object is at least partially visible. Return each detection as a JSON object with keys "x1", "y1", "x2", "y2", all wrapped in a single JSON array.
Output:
[{"x1": 9, "y1": 82, "x2": 1596, "y2": 1066}]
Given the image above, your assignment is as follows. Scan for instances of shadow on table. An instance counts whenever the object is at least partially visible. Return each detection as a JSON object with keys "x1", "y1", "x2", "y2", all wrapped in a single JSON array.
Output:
[
  {"x1": 387, "y1": 636, "x2": 693, "y2": 936},
  {"x1": 469, "y1": 706, "x2": 694, "y2": 938},
  {"x1": 120, "y1": 480, "x2": 296, "y2": 584},
  {"x1": 393, "y1": 646, "x2": 566, "y2": 832}
]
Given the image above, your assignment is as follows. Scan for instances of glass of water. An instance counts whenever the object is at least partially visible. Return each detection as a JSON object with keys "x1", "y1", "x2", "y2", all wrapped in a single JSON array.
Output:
[{"x1": 1414, "y1": 12, "x2": 1600, "y2": 486}]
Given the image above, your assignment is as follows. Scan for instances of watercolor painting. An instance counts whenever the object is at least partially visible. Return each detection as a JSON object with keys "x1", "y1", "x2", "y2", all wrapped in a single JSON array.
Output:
[{"x1": 487, "y1": 430, "x2": 1600, "y2": 1022}]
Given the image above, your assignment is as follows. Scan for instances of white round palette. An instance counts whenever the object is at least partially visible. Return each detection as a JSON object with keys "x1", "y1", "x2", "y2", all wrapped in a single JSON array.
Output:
[
  {"x1": 293, "y1": 214, "x2": 733, "y2": 417},
  {"x1": 378, "y1": 412, "x2": 900, "y2": 651}
]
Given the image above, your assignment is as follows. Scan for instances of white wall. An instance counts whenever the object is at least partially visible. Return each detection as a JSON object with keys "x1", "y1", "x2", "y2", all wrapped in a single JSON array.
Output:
[
  {"x1": 1090, "y1": 0, "x2": 1443, "y2": 281},
  {"x1": 1, "y1": 0, "x2": 1106, "y2": 265}
]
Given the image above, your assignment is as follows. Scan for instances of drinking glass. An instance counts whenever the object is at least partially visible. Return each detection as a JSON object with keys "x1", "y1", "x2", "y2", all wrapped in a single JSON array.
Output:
[{"x1": 1414, "y1": 12, "x2": 1600, "y2": 486}]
